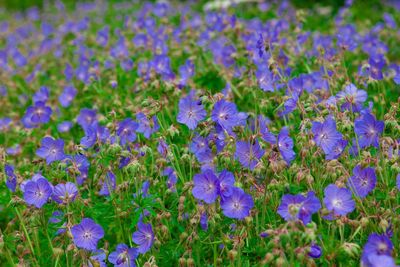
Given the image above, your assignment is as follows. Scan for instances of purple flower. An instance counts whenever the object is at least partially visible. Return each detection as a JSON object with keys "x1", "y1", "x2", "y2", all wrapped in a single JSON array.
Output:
[
  {"x1": 361, "y1": 233, "x2": 394, "y2": 267},
  {"x1": 337, "y1": 84, "x2": 367, "y2": 112},
  {"x1": 177, "y1": 94, "x2": 206, "y2": 130},
  {"x1": 71, "y1": 218, "x2": 104, "y2": 251},
  {"x1": 256, "y1": 67, "x2": 276, "y2": 92},
  {"x1": 397, "y1": 174, "x2": 400, "y2": 191},
  {"x1": 354, "y1": 112, "x2": 384, "y2": 149},
  {"x1": 59, "y1": 85, "x2": 77, "y2": 107},
  {"x1": 367, "y1": 254, "x2": 396, "y2": 267},
  {"x1": 192, "y1": 169, "x2": 220, "y2": 204},
  {"x1": 33, "y1": 86, "x2": 49, "y2": 103},
  {"x1": 308, "y1": 243, "x2": 322, "y2": 258},
  {"x1": 312, "y1": 117, "x2": 343, "y2": 155},
  {"x1": 368, "y1": 55, "x2": 385, "y2": 80},
  {"x1": 151, "y1": 54, "x2": 175, "y2": 81},
  {"x1": 220, "y1": 187, "x2": 254, "y2": 220},
  {"x1": 163, "y1": 167, "x2": 177, "y2": 191},
  {"x1": 190, "y1": 135, "x2": 212, "y2": 164},
  {"x1": 21, "y1": 173, "x2": 46, "y2": 192},
  {"x1": 178, "y1": 60, "x2": 195, "y2": 86},
  {"x1": 218, "y1": 170, "x2": 235, "y2": 199},
  {"x1": 6, "y1": 144, "x2": 21, "y2": 156},
  {"x1": 80, "y1": 124, "x2": 97, "y2": 148},
  {"x1": 257, "y1": 115, "x2": 276, "y2": 144},
  {"x1": 323, "y1": 184, "x2": 355, "y2": 217},
  {"x1": 77, "y1": 108, "x2": 97, "y2": 131},
  {"x1": 200, "y1": 212, "x2": 208, "y2": 231},
  {"x1": 117, "y1": 118, "x2": 138, "y2": 145},
  {"x1": 211, "y1": 100, "x2": 246, "y2": 132},
  {"x1": 108, "y1": 243, "x2": 138, "y2": 267},
  {"x1": 52, "y1": 182, "x2": 78, "y2": 204},
  {"x1": 49, "y1": 210, "x2": 64, "y2": 224},
  {"x1": 5, "y1": 164, "x2": 17, "y2": 192},
  {"x1": 277, "y1": 192, "x2": 321, "y2": 225},
  {"x1": 57, "y1": 121, "x2": 73, "y2": 133},
  {"x1": 0, "y1": 117, "x2": 11, "y2": 131},
  {"x1": 136, "y1": 113, "x2": 159, "y2": 139},
  {"x1": 89, "y1": 249, "x2": 107, "y2": 267},
  {"x1": 23, "y1": 178, "x2": 53, "y2": 208},
  {"x1": 132, "y1": 222, "x2": 154, "y2": 254},
  {"x1": 22, "y1": 101, "x2": 52, "y2": 127},
  {"x1": 36, "y1": 137, "x2": 65, "y2": 165},
  {"x1": 326, "y1": 139, "x2": 348, "y2": 160},
  {"x1": 347, "y1": 165, "x2": 376, "y2": 198},
  {"x1": 235, "y1": 140, "x2": 264, "y2": 170},
  {"x1": 277, "y1": 127, "x2": 296, "y2": 165},
  {"x1": 157, "y1": 139, "x2": 169, "y2": 158},
  {"x1": 99, "y1": 171, "x2": 116, "y2": 196}
]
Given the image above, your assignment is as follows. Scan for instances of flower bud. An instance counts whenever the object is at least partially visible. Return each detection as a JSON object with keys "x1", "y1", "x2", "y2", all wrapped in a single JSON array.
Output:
[
  {"x1": 379, "y1": 219, "x2": 389, "y2": 231},
  {"x1": 340, "y1": 242, "x2": 360, "y2": 258},
  {"x1": 53, "y1": 247, "x2": 64, "y2": 257},
  {"x1": 228, "y1": 249, "x2": 237, "y2": 261},
  {"x1": 263, "y1": 252, "x2": 274, "y2": 264},
  {"x1": 360, "y1": 217, "x2": 369, "y2": 227},
  {"x1": 180, "y1": 232, "x2": 188, "y2": 242},
  {"x1": 275, "y1": 257, "x2": 287, "y2": 267},
  {"x1": 245, "y1": 216, "x2": 253, "y2": 225},
  {"x1": 179, "y1": 258, "x2": 186, "y2": 267},
  {"x1": 187, "y1": 258, "x2": 195, "y2": 267}
]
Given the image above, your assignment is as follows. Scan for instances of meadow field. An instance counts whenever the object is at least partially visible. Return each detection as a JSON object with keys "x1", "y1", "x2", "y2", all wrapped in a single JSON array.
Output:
[{"x1": 0, "y1": 0, "x2": 399, "y2": 266}]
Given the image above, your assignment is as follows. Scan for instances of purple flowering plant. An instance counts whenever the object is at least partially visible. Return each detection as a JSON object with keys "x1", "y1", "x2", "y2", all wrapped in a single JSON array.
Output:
[{"x1": 1, "y1": 1, "x2": 399, "y2": 266}]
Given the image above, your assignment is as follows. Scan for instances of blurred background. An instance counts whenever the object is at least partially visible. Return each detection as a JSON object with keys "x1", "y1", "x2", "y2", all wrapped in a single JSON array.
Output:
[{"x1": 0, "y1": 0, "x2": 357, "y2": 11}]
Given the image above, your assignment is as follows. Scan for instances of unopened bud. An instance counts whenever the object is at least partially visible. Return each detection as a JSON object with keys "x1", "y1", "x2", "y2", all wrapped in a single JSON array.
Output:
[
  {"x1": 187, "y1": 258, "x2": 195, "y2": 267},
  {"x1": 179, "y1": 258, "x2": 186, "y2": 267},
  {"x1": 228, "y1": 249, "x2": 237, "y2": 261}
]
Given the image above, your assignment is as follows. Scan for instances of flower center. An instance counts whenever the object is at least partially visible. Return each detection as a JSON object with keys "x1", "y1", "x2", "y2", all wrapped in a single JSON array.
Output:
[
  {"x1": 288, "y1": 203, "x2": 301, "y2": 216},
  {"x1": 145, "y1": 233, "x2": 152, "y2": 240},
  {"x1": 332, "y1": 198, "x2": 342, "y2": 208},
  {"x1": 35, "y1": 190, "x2": 44, "y2": 198},
  {"x1": 233, "y1": 201, "x2": 241, "y2": 210},
  {"x1": 377, "y1": 242, "x2": 388, "y2": 254},
  {"x1": 83, "y1": 231, "x2": 92, "y2": 240}
]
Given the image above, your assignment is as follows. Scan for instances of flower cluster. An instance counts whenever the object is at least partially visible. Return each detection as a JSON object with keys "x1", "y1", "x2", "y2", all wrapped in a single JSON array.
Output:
[{"x1": 0, "y1": 0, "x2": 399, "y2": 266}]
